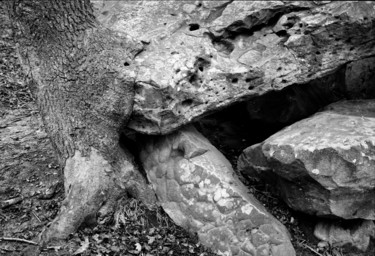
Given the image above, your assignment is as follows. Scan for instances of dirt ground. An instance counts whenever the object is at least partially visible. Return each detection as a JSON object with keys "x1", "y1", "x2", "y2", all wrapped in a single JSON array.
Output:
[{"x1": 1, "y1": 3, "x2": 374, "y2": 256}]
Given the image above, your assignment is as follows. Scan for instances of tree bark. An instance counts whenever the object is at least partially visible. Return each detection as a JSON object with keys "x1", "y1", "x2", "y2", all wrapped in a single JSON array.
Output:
[{"x1": 8, "y1": 0, "x2": 155, "y2": 243}]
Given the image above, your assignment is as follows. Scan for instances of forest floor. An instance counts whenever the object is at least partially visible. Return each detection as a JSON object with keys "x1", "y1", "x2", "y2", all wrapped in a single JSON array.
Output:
[{"x1": 0, "y1": 3, "x2": 372, "y2": 256}]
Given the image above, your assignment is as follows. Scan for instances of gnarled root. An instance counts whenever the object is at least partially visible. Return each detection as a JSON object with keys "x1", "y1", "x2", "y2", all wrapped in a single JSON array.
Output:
[{"x1": 39, "y1": 146, "x2": 156, "y2": 245}]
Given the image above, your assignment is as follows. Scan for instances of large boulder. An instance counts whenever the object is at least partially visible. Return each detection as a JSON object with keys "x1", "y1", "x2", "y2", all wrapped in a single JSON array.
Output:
[
  {"x1": 93, "y1": 1, "x2": 375, "y2": 134},
  {"x1": 140, "y1": 126, "x2": 295, "y2": 256},
  {"x1": 238, "y1": 100, "x2": 375, "y2": 220}
]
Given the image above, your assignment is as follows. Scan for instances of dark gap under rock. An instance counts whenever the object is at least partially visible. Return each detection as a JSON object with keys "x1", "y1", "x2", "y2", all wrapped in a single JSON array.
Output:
[{"x1": 195, "y1": 66, "x2": 348, "y2": 164}]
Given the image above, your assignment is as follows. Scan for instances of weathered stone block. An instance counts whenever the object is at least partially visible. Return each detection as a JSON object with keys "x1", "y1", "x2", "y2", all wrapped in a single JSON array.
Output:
[
  {"x1": 239, "y1": 100, "x2": 375, "y2": 220},
  {"x1": 140, "y1": 125, "x2": 295, "y2": 256}
]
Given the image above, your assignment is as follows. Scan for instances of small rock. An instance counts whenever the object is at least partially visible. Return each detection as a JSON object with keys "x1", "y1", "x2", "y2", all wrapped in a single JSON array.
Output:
[
  {"x1": 314, "y1": 219, "x2": 375, "y2": 252},
  {"x1": 317, "y1": 241, "x2": 328, "y2": 248},
  {"x1": 38, "y1": 183, "x2": 58, "y2": 200}
]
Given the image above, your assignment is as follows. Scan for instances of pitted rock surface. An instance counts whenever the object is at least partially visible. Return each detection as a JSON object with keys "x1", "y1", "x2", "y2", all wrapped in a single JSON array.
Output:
[
  {"x1": 238, "y1": 100, "x2": 375, "y2": 220},
  {"x1": 93, "y1": 1, "x2": 375, "y2": 134},
  {"x1": 140, "y1": 126, "x2": 295, "y2": 256}
]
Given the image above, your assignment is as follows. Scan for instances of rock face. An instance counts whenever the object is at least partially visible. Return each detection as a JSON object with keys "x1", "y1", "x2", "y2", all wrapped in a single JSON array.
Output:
[
  {"x1": 238, "y1": 100, "x2": 375, "y2": 220},
  {"x1": 246, "y1": 56, "x2": 375, "y2": 125},
  {"x1": 94, "y1": 1, "x2": 375, "y2": 134},
  {"x1": 140, "y1": 126, "x2": 295, "y2": 256},
  {"x1": 314, "y1": 220, "x2": 375, "y2": 252}
]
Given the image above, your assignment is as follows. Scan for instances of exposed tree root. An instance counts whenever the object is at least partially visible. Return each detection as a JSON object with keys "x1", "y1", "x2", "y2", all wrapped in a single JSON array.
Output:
[{"x1": 38, "y1": 146, "x2": 156, "y2": 245}]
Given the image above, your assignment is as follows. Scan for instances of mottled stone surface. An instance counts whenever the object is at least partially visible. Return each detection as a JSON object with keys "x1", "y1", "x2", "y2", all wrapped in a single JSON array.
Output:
[
  {"x1": 94, "y1": 0, "x2": 375, "y2": 134},
  {"x1": 314, "y1": 220, "x2": 375, "y2": 252},
  {"x1": 140, "y1": 126, "x2": 295, "y2": 256},
  {"x1": 238, "y1": 100, "x2": 375, "y2": 220}
]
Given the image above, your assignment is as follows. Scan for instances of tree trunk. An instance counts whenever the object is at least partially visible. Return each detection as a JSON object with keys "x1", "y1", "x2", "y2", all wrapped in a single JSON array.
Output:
[{"x1": 8, "y1": 0, "x2": 155, "y2": 243}]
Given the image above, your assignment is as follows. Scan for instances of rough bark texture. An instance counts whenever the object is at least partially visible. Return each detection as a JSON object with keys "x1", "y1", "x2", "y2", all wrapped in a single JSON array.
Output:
[
  {"x1": 238, "y1": 100, "x2": 375, "y2": 220},
  {"x1": 9, "y1": 0, "x2": 155, "y2": 242},
  {"x1": 140, "y1": 126, "x2": 295, "y2": 256},
  {"x1": 92, "y1": 0, "x2": 375, "y2": 134},
  {"x1": 0, "y1": 107, "x2": 60, "y2": 204}
]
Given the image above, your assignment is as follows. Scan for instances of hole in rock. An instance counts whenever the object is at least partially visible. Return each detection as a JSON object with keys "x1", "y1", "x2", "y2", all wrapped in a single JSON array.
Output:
[
  {"x1": 245, "y1": 77, "x2": 254, "y2": 83},
  {"x1": 124, "y1": 62, "x2": 130, "y2": 66},
  {"x1": 188, "y1": 23, "x2": 200, "y2": 31},
  {"x1": 284, "y1": 22, "x2": 294, "y2": 29},
  {"x1": 194, "y1": 57, "x2": 211, "y2": 75},
  {"x1": 213, "y1": 40, "x2": 234, "y2": 54},
  {"x1": 189, "y1": 73, "x2": 198, "y2": 84},
  {"x1": 181, "y1": 99, "x2": 193, "y2": 107},
  {"x1": 275, "y1": 30, "x2": 288, "y2": 37},
  {"x1": 248, "y1": 85, "x2": 255, "y2": 90},
  {"x1": 231, "y1": 78, "x2": 238, "y2": 83}
]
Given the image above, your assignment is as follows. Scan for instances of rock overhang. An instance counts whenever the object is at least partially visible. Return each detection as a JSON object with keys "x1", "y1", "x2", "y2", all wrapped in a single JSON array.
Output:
[{"x1": 93, "y1": 0, "x2": 375, "y2": 134}]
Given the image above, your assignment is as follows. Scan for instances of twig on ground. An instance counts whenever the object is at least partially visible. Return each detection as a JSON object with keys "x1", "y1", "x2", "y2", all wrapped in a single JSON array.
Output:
[
  {"x1": 32, "y1": 211, "x2": 41, "y2": 222},
  {"x1": 0, "y1": 197, "x2": 23, "y2": 208},
  {"x1": 0, "y1": 237, "x2": 38, "y2": 246},
  {"x1": 45, "y1": 246, "x2": 62, "y2": 251}
]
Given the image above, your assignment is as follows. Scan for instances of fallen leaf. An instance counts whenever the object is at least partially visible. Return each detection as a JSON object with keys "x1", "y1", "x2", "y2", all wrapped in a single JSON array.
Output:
[
  {"x1": 73, "y1": 236, "x2": 89, "y2": 255},
  {"x1": 110, "y1": 245, "x2": 120, "y2": 252},
  {"x1": 135, "y1": 242, "x2": 142, "y2": 252},
  {"x1": 92, "y1": 234, "x2": 101, "y2": 243},
  {"x1": 147, "y1": 236, "x2": 155, "y2": 245}
]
